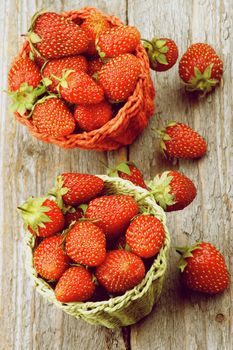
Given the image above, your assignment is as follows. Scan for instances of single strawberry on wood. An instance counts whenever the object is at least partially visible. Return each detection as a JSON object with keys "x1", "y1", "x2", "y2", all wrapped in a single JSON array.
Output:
[
  {"x1": 34, "y1": 235, "x2": 69, "y2": 281},
  {"x1": 55, "y1": 266, "x2": 96, "y2": 302},
  {"x1": 85, "y1": 195, "x2": 139, "y2": 239},
  {"x1": 74, "y1": 101, "x2": 112, "y2": 132},
  {"x1": 65, "y1": 221, "x2": 106, "y2": 267},
  {"x1": 80, "y1": 11, "x2": 111, "y2": 56},
  {"x1": 96, "y1": 26, "x2": 140, "y2": 58},
  {"x1": 176, "y1": 242, "x2": 230, "y2": 294},
  {"x1": 96, "y1": 250, "x2": 145, "y2": 294},
  {"x1": 18, "y1": 197, "x2": 65, "y2": 237},
  {"x1": 179, "y1": 43, "x2": 223, "y2": 93},
  {"x1": 27, "y1": 12, "x2": 89, "y2": 59},
  {"x1": 99, "y1": 53, "x2": 141, "y2": 102},
  {"x1": 108, "y1": 162, "x2": 147, "y2": 188},
  {"x1": 31, "y1": 96, "x2": 76, "y2": 137},
  {"x1": 126, "y1": 214, "x2": 166, "y2": 258},
  {"x1": 146, "y1": 170, "x2": 197, "y2": 211},
  {"x1": 42, "y1": 56, "x2": 88, "y2": 92},
  {"x1": 157, "y1": 121, "x2": 207, "y2": 159},
  {"x1": 48, "y1": 173, "x2": 104, "y2": 208},
  {"x1": 54, "y1": 69, "x2": 104, "y2": 104},
  {"x1": 142, "y1": 37, "x2": 178, "y2": 71}
]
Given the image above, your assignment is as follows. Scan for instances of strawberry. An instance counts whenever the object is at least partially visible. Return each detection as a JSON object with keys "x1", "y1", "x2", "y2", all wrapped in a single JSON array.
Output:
[
  {"x1": 108, "y1": 162, "x2": 147, "y2": 188},
  {"x1": 99, "y1": 54, "x2": 141, "y2": 102},
  {"x1": 88, "y1": 58, "x2": 104, "y2": 76},
  {"x1": 80, "y1": 11, "x2": 111, "y2": 56},
  {"x1": 96, "y1": 26, "x2": 140, "y2": 58},
  {"x1": 55, "y1": 266, "x2": 96, "y2": 302},
  {"x1": 176, "y1": 242, "x2": 229, "y2": 294},
  {"x1": 96, "y1": 250, "x2": 145, "y2": 293},
  {"x1": 48, "y1": 173, "x2": 104, "y2": 208},
  {"x1": 18, "y1": 197, "x2": 65, "y2": 237},
  {"x1": 65, "y1": 221, "x2": 106, "y2": 267},
  {"x1": 8, "y1": 56, "x2": 41, "y2": 92},
  {"x1": 34, "y1": 235, "x2": 69, "y2": 281},
  {"x1": 27, "y1": 12, "x2": 89, "y2": 59},
  {"x1": 74, "y1": 101, "x2": 112, "y2": 132},
  {"x1": 126, "y1": 214, "x2": 165, "y2": 258},
  {"x1": 64, "y1": 207, "x2": 84, "y2": 228},
  {"x1": 179, "y1": 43, "x2": 223, "y2": 93},
  {"x1": 146, "y1": 170, "x2": 197, "y2": 211},
  {"x1": 142, "y1": 37, "x2": 178, "y2": 71},
  {"x1": 85, "y1": 195, "x2": 139, "y2": 239},
  {"x1": 32, "y1": 96, "x2": 76, "y2": 137},
  {"x1": 54, "y1": 70, "x2": 104, "y2": 104},
  {"x1": 157, "y1": 121, "x2": 207, "y2": 159},
  {"x1": 42, "y1": 56, "x2": 88, "y2": 92}
]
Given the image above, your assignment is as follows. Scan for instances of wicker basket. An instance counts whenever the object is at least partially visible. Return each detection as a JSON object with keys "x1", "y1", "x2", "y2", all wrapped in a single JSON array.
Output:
[
  {"x1": 13, "y1": 7, "x2": 155, "y2": 151},
  {"x1": 24, "y1": 176, "x2": 170, "y2": 328}
]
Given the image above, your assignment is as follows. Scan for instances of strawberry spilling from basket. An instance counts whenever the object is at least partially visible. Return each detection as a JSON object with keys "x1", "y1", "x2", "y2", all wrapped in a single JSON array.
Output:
[{"x1": 8, "y1": 8, "x2": 155, "y2": 150}]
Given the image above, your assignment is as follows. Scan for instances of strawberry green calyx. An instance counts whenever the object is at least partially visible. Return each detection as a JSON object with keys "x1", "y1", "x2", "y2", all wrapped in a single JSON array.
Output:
[
  {"x1": 154, "y1": 121, "x2": 177, "y2": 155},
  {"x1": 176, "y1": 243, "x2": 203, "y2": 272},
  {"x1": 141, "y1": 38, "x2": 169, "y2": 69},
  {"x1": 185, "y1": 64, "x2": 218, "y2": 94},
  {"x1": 146, "y1": 171, "x2": 176, "y2": 209},
  {"x1": 48, "y1": 175, "x2": 69, "y2": 210},
  {"x1": 107, "y1": 162, "x2": 132, "y2": 178},
  {"x1": 17, "y1": 197, "x2": 52, "y2": 233},
  {"x1": 8, "y1": 82, "x2": 47, "y2": 117},
  {"x1": 26, "y1": 10, "x2": 46, "y2": 58},
  {"x1": 95, "y1": 36, "x2": 106, "y2": 59},
  {"x1": 51, "y1": 69, "x2": 75, "y2": 94}
]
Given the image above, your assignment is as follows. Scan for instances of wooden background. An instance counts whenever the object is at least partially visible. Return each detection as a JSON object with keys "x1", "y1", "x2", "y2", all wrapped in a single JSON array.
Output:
[{"x1": 0, "y1": 0, "x2": 232, "y2": 349}]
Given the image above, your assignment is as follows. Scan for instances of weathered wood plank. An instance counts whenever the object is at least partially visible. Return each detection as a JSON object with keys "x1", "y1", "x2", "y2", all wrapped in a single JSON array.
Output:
[
  {"x1": 0, "y1": 1, "x2": 128, "y2": 349},
  {"x1": 128, "y1": 0, "x2": 233, "y2": 349}
]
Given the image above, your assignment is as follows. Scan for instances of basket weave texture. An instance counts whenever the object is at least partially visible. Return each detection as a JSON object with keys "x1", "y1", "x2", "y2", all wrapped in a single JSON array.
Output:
[
  {"x1": 24, "y1": 176, "x2": 170, "y2": 328},
  {"x1": 13, "y1": 7, "x2": 155, "y2": 151}
]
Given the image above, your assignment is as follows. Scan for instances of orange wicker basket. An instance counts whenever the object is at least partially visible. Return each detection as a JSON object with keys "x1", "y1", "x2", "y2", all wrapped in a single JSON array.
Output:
[{"x1": 13, "y1": 7, "x2": 155, "y2": 151}]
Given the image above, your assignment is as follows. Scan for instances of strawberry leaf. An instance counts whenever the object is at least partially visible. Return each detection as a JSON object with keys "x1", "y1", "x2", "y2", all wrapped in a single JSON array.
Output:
[{"x1": 115, "y1": 163, "x2": 131, "y2": 175}]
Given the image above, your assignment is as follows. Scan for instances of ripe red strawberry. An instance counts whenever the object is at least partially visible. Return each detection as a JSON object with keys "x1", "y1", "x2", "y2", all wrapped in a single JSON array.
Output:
[
  {"x1": 55, "y1": 70, "x2": 104, "y2": 104},
  {"x1": 96, "y1": 250, "x2": 145, "y2": 293},
  {"x1": 55, "y1": 266, "x2": 96, "y2": 302},
  {"x1": 179, "y1": 43, "x2": 223, "y2": 93},
  {"x1": 34, "y1": 235, "x2": 69, "y2": 281},
  {"x1": 8, "y1": 56, "x2": 41, "y2": 92},
  {"x1": 176, "y1": 242, "x2": 229, "y2": 294},
  {"x1": 157, "y1": 121, "x2": 207, "y2": 159},
  {"x1": 64, "y1": 207, "x2": 84, "y2": 228},
  {"x1": 18, "y1": 197, "x2": 65, "y2": 237},
  {"x1": 126, "y1": 214, "x2": 165, "y2": 258},
  {"x1": 96, "y1": 26, "x2": 140, "y2": 58},
  {"x1": 74, "y1": 101, "x2": 112, "y2": 132},
  {"x1": 65, "y1": 221, "x2": 106, "y2": 267},
  {"x1": 142, "y1": 37, "x2": 178, "y2": 71},
  {"x1": 108, "y1": 162, "x2": 147, "y2": 188},
  {"x1": 88, "y1": 58, "x2": 104, "y2": 76},
  {"x1": 42, "y1": 56, "x2": 88, "y2": 92},
  {"x1": 27, "y1": 12, "x2": 89, "y2": 59},
  {"x1": 80, "y1": 11, "x2": 111, "y2": 56},
  {"x1": 32, "y1": 97, "x2": 76, "y2": 137},
  {"x1": 85, "y1": 195, "x2": 139, "y2": 239},
  {"x1": 48, "y1": 173, "x2": 104, "y2": 208},
  {"x1": 147, "y1": 170, "x2": 197, "y2": 211},
  {"x1": 99, "y1": 54, "x2": 141, "y2": 102}
]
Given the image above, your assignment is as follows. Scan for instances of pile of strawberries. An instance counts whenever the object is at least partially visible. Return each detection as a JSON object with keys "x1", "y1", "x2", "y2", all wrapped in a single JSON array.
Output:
[
  {"x1": 8, "y1": 9, "x2": 143, "y2": 137},
  {"x1": 19, "y1": 173, "x2": 168, "y2": 302}
]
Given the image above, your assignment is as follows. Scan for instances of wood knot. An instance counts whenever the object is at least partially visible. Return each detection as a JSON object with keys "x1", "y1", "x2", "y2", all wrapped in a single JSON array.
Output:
[{"x1": 215, "y1": 313, "x2": 225, "y2": 323}]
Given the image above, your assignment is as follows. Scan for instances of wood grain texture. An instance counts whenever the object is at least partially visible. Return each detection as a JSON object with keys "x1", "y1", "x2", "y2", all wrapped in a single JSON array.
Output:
[
  {"x1": 0, "y1": 0, "x2": 232, "y2": 349},
  {"x1": 128, "y1": 0, "x2": 233, "y2": 349}
]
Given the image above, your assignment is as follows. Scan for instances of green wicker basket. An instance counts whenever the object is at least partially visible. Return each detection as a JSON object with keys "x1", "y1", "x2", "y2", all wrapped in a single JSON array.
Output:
[{"x1": 24, "y1": 175, "x2": 170, "y2": 328}]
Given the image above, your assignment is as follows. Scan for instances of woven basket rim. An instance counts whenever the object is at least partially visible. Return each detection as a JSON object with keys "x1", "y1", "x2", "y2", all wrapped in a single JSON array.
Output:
[
  {"x1": 24, "y1": 175, "x2": 170, "y2": 316},
  {"x1": 12, "y1": 7, "x2": 155, "y2": 150}
]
